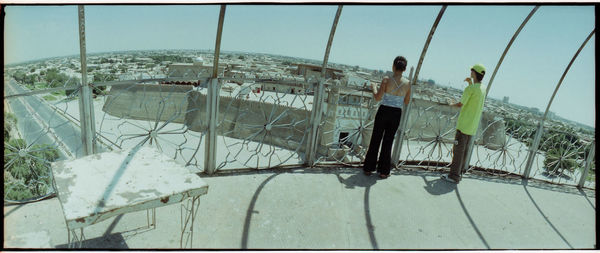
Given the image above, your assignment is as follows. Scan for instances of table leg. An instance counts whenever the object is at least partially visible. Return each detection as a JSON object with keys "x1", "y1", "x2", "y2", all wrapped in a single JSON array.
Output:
[
  {"x1": 180, "y1": 196, "x2": 200, "y2": 248},
  {"x1": 147, "y1": 208, "x2": 156, "y2": 229},
  {"x1": 67, "y1": 227, "x2": 86, "y2": 248}
]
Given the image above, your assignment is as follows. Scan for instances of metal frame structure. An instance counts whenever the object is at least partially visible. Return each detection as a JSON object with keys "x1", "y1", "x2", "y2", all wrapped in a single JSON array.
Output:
[
  {"x1": 3, "y1": 5, "x2": 596, "y2": 210},
  {"x1": 523, "y1": 29, "x2": 596, "y2": 178},
  {"x1": 180, "y1": 196, "x2": 201, "y2": 248},
  {"x1": 462, "y1": 6, "x2": 540, "y2": 175},
  {"x1": 578, "y1": 141, "x2": 595, "y2": 188},
  {"x1": 306, "y1": 5, "x2": 344, "y2": 167},
  {"x1": 77, "y1": 5, "x2": 97, "y2": 156},
  {"x1": 205, "y1": 5, "x2": 227, "y2": 174},
  {"x1": 392, "y1": 5, "x2": 447, "y2": 167}
]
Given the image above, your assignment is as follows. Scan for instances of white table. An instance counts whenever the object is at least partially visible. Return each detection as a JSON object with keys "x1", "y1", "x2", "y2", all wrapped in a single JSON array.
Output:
[{"x1": 51, "y1": 145, "x2": 209, "y2": 248}]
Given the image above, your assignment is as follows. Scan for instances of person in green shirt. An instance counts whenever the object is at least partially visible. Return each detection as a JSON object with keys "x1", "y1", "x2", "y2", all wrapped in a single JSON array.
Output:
[{"x1": 441, "y1": 64, "x2": 486, "y2": 184}]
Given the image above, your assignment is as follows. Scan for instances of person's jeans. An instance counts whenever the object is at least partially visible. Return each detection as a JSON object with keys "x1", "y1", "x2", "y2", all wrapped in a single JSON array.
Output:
[
  {"x1": 449, "y1": 129, "x2": 472, "y2": 181},
  {"x1": 363, "y1": 105, "x2": 402, "y2": 175}
]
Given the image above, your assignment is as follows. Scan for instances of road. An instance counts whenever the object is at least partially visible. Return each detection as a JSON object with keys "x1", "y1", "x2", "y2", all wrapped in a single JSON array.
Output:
[{"x1": 4, "y1": 76, "x2": 104, "y2": 159}]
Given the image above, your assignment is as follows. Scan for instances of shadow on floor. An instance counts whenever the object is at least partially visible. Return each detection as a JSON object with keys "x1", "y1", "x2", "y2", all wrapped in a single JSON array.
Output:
[
  {"x1": 421, "y1": 176, "x2": 456, "y2": 195},
  {"x1": 55, "y1": 233, "x2": 129, "y2": 249},
  {"x1": 241, "y1": 173, "x2": 279, "y2": 249},
  {"x1": 522, "y1": 183, "x2": 574, "y2": 249},
  {"x1": 578, "y1": 188, "x2": 596, "y2": 210},
  {"x1": 455, "y1": 188, "x2": 490, "y2": 249},
  {"x1": 336, "y1": 172, "x2": 378, "y2": 189}
]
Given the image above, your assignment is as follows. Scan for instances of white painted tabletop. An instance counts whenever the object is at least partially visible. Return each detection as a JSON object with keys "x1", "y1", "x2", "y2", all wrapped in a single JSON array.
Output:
[{"x1": 51, "y1": 146, "x2": 209, "y2": 230}]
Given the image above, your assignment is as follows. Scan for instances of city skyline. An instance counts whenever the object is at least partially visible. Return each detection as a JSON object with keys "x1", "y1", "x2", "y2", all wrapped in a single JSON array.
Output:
[{"x1": 3, "y1": 5, "x2": 595, "y2": 128}]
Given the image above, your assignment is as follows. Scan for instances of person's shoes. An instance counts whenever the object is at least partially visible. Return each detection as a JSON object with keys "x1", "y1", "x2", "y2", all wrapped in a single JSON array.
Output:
[
  {"x1": 441, "y1": 174, "x2": 459, "y2": 184},
  {"x1": 379, "y1": 173, "x2": 389, "y2": 179},
  {"x1": 364, "y1": 170, "x2": 373, "y2": 176}
]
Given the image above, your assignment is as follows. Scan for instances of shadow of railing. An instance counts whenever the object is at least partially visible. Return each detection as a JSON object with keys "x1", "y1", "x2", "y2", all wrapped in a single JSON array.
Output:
[
  {"x1": 522, "y1": 182, "x2": 574, "y2": 249},
  {"x1": 241, "y1": 173, "x2": 279, "y2": 249},
  {"x1": 455, "y1": 188, "x2": 491, "y2": 249},
  {"x1": 336, "y1": 172, "x2": 379, "y2": 249}
]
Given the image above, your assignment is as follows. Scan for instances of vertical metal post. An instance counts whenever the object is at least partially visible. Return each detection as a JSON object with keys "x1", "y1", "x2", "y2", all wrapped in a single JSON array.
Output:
[
  {"x1": 306, "y1": 5, "x2": 343, "y2": 166},
  {"x1": 393, "y1": 5, "x2": 447, "y2": 167},
  {"x1": 391, "y1": 67, "x2": 413, "y2": 166},
  {"x1": 523, "y1": 29, "x2": 595, "y2": 178},
  {"x1": 205, "y1": 5, "x2": 226, "y2": 174},
  {"x1": 77, "y1": 5, "x2": 96, "y2": 156},
  {"x1": 578, "y1": 141, "x2": 595, "y2": 188},
  {"x1": 462, "y1": 6, "x2": 539, "y2": 174}
]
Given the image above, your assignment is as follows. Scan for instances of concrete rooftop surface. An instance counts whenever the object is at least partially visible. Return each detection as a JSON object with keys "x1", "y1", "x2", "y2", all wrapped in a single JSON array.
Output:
[{"x1": 3, "y1": 167, "x2": 597, "y2": 250}]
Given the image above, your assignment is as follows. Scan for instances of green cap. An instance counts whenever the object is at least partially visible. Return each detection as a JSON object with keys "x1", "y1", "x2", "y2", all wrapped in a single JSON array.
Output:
[{"x1": 471, "y1": 64, "x2": 486, "y2": 75}]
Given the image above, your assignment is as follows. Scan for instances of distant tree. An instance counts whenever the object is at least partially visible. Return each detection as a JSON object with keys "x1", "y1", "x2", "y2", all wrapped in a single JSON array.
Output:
[
  {"x1": 238, "y1": 55, "x2": 246, "y2": 60},
  {"x1": 20, "y1": 74, "x2": 38, "y2": 85},
  {"x1": 4, "y1": 113, "x2": 17, "y2": 142},
  {"x1": 13, "y1": 71, "x2": 26, "y2": 83},
  {"x1": 100, "y1": 58, "x2": 114, "y2": 64},
  {"x1": 91, "y1": 73, "x2": 115, "y2": 95},
  {"x1": 45, "y1": 68, "x2": 72, "y2": 88}
]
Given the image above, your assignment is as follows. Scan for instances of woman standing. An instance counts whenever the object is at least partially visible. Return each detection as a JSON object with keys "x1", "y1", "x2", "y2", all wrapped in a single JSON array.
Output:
[{"x1": 363, "y1": 56, "x2": 411, "y2": 179}]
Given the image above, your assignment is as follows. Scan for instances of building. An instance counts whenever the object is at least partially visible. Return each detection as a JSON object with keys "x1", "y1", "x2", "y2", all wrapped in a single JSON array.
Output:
[
  {"x1": 295, "y1": 63, "x2": 344, "y2": 80},
  {"x1": 503, "y1": 96, "x2": 509, "y2": 103},
  {"x1": 261, "y1": 81, "x2": 307, "y2": 94},
  {"x1": 345, "y1": 75, "x2": 369, "y2": 88},
  {"x1": 167, "y1": 57, "x2": 224, "y2": 78}
]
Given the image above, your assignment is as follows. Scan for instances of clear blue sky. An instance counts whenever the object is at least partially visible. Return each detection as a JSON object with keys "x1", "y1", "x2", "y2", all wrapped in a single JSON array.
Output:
[{"x1": 3, "y1": 5, "x2": 595, "y2": 128}]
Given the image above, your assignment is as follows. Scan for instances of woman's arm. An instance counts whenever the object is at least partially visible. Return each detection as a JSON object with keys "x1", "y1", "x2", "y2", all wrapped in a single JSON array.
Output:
[{"x1": 372, "y1": 78, "x2": 387, "y2": 101}]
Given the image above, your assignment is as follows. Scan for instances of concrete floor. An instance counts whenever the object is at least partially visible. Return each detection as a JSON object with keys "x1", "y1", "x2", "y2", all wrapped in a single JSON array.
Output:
[{"x1": 3, "y1": 167, "x2": 597, "y2": 249}]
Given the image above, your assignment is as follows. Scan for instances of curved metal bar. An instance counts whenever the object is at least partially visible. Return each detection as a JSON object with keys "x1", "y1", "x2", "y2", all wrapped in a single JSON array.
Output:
[
  {"x1": 392, "y1": 5, "x2": 447, "y2": 167},
  {"x1": 212, "y1": 5, "x2": 227, "y2": 79},
  {"x1": 205, "y1": 5, "x2": 227, "y2": 174},
  {"x1": 578, "y1": 141, "x2": 595, "y2": 188},
  {"x1": 306, "y1": 5, "x2": 343, "y2": 166},
  {"x1": 77, "y1": 5, "x2": 96, "y2": 156},
  {"x1": 523, "y1": 29, "x2": 595, "y2": 178},
  {"x1": 463, "y1": 6, "x2": 539, "y2": 173},
  {"x1": 485, "y1": 6, "x2": 539, "y2": 97}
]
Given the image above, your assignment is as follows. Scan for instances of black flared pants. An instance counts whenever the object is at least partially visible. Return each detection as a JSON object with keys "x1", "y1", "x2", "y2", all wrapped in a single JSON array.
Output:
[{"x1": 363, "y1": 105, "x2": 403, "y2": 175}]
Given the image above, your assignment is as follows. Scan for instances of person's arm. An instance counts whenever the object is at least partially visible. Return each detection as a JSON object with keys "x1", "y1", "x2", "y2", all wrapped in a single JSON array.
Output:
[
  {"x1": 372, "y1": 78, "x2": 387, "y2": 101},
  {"x1": 450, "y1": 77, "x2": 473, "y2": 107},
  {"x1": 454, "y1": 85, "x2": 473, "y2": 107}
]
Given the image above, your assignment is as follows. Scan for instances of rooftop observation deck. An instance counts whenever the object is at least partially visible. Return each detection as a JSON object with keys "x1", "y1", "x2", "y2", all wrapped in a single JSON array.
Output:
[
  {"x1": 3, "y1": 5, "x2": 597, "y2": 250},
  {"x1": 4, "y1": 166, "x2": 596, "y2": 249}
]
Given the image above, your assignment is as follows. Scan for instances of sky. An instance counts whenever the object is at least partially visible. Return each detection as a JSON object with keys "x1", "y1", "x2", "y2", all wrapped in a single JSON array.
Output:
[{"x1": 3, "y1": 4, "x2": 595, "y2": 128}]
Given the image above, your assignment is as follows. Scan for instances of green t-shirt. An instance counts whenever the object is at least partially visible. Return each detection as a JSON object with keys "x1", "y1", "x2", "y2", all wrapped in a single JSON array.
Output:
[{"x1": 456, "y1": 83, "x2": 486, "y2": 136}]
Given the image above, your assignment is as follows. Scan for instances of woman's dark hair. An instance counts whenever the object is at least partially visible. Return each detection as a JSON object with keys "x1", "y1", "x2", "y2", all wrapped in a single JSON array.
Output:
[
  {"x1": 472, "y1": 69, "x2": 485, "y2": 83},
  {"x1": 393, "y1": 56, "x2": 407, "y2": 72}
]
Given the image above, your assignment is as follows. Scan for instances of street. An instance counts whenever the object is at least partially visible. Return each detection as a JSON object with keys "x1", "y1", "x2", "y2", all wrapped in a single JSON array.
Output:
[{"x1": 4, "y1": 77, "x2": 104, "y2": 159}]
